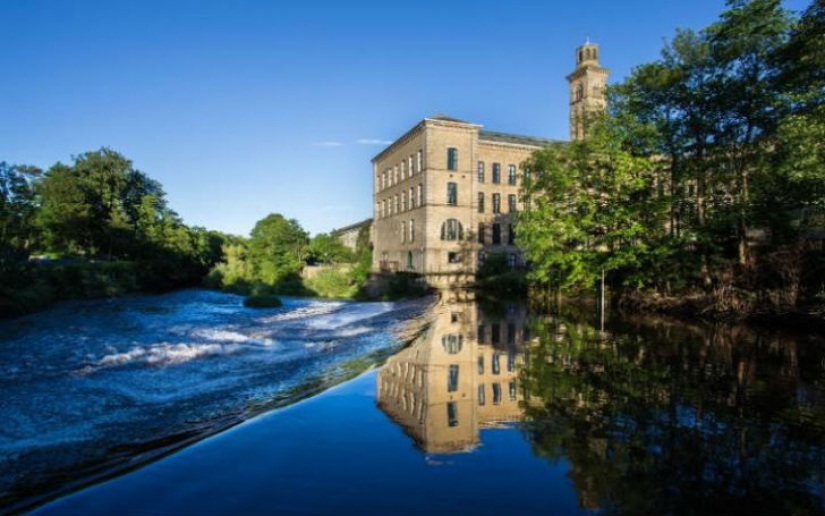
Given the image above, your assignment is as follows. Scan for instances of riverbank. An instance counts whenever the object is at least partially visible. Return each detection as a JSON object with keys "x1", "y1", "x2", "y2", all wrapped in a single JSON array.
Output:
[{"x1": 617, "y1": 289, "x2": 825, "y2": 329}]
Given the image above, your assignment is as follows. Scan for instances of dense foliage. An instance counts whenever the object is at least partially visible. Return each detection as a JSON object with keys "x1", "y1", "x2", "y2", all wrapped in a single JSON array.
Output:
[
  {"x1": 518, "y1": 0, "x2": 825, "y2": 314},
  {"x1": 0, "y1": 149, "x2": 233, "y2": 316},
  {"x1": 207, "y1": 218, "x2": 376, "y2": 299}
]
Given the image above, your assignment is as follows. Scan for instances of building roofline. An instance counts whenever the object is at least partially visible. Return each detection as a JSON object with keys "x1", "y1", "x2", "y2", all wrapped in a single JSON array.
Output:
[
  {"x1": 371, "y1": 115, "x2": 482, "y2": 163},
  {"x1": 332, "y1": 218, "x2": 373, "y2": 234},
  {"x1": 479, "y1": 130, "x2": 561, "y2": 148}
]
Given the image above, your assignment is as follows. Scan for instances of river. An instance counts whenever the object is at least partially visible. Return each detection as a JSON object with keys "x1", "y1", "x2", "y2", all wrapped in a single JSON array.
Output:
[
  {"x1": 0, "y1": 289, "x2": 427, "y2": 513},
  {"x1": 5, "y1": 291, "x2": 825, "y2": 515}
]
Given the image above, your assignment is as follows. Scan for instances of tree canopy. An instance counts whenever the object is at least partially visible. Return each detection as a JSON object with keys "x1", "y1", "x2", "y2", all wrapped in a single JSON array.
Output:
[{"x1": 517, "y1": 0, "x2": 825, "y2": 310}]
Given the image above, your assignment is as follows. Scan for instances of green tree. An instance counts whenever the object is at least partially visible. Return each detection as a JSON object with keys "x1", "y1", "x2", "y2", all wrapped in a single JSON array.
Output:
[
  {"x1": 248, "y1": 214, "x2": 308, "y2": 285},
  {"x1": 307, "y1": 232, "x2": 353, "y2": 264},
  {"x1": 518, "y1": 117, "x2": 661, "y2": 295},
  {"x1": 0, "y1": 162, "x2": 38, "y2": 271}
]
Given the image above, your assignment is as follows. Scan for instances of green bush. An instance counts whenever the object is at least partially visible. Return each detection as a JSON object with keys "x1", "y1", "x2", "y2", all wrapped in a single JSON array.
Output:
[{"x1": 304, "y1": 268, "x2": 357, "y2": 299}]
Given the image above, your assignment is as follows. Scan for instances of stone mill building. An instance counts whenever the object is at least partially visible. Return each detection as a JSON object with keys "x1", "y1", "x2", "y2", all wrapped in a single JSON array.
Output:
[{"x1": 370, "y1": 42, "x2": 608, "y2": 287}]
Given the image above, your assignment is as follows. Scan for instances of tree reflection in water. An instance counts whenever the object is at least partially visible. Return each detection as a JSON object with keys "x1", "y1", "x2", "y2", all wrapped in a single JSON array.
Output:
[
  {"x1": 522, "y1": 312, "x2": 825, "y2": 514},
  {"x1": 378, "y1": 293, "x2": 825, "y2": 514}
]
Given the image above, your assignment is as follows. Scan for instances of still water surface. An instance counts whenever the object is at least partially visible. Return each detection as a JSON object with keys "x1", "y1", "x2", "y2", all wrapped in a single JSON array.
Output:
[{"x1": 7, "y1": 292, "x2": 825, "y2": 515}]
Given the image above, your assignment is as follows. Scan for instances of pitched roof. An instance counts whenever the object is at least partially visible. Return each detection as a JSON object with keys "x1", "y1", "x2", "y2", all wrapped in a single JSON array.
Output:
[
  {"x1": 479, "y1": 130, "x2": 558, "y2": 148},
  {"x1": 426, "y1": 113, "x2": 471, "y2": 124}
]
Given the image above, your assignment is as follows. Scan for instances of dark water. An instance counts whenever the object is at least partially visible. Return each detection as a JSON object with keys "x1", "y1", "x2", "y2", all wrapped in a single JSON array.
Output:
[
  {"x1": 0, "y1": 290, "x2": 421, "y2": 514},
  {"x1": 9, "y1": 294, "x2": 825, "y2": 515}
]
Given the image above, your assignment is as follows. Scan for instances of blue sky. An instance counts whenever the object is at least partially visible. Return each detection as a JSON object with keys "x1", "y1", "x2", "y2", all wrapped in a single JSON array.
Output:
[{"x1": 0, "y1": 0, "x2": 810, "y2": 237}]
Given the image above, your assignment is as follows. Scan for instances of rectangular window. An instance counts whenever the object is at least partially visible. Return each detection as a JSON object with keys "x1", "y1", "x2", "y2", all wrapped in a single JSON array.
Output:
[
  {"x1": 508, "y1": 164, "x2": 517, "y2": 185},
  {"x1": 410, "y1": 219, "x2": 415, "y2": 242},
  {"x1": 448, "y1": 364, "x2": 459, "y2": 392},
  {"x1": 401, "y1": 221, "x2": 407, "y2": 243},
  {"x1": 478, "y1": 384, "x2": 486, "y2": 406},
  {"x1": 417, "y1": 149, "x2": 423, "y2": 171},
  {"x1": 477, "y1": 354, "x2": 484, "y2": 374},
  {"x1": 508, "y1": 224, "x2": 515, "y2": 245},
  {"x1": 418, "y1": 184, "x2": 424, "y2": 206},
  {"x1": 382, "y1": 171, "x2": 387, "y2": 190},
  {"x1": 410, "y1": 187, "x2": 415, "y2": 209},
  {"x1": 493, "y1": 223, "x2": 501, "y2": 245},
  {"x1": 394, "y1": 165, "x2": 399, "y2": 184},
  {"x1": 507, "y1": 349, "x2": 516, "y2": 371},
  {"x1": 447, "y1": 147, "x2": 458, "y2": 171},
  {"x1": 492, "y1": 383, "x2": 501, "y2": 404},
  {"x1": 478, "y1": 224, "x2": 485, "y2": 244},
  {"x1": 508, "y1": 253, "x2": 517, "y2": 268},
  {"x1": 409, "y1": 155, "x2": 414, "y2": 175},
  {"x1": 509, "y1": 381, "x2": 517, "y2": 402},
  {"x1": 478, "y1": 192, "x2": 485, "y2": 213},
  {"x1": 477, "y1": 324, "x2": 486, "y2": 344},
  {"x1": 688, "y1": 184, "x2": 695, "y2": 197},
  {"x1": 402, "y1": 191, "x2": 407, "y2": 212},
  {"x1": 492, "y1": 352, "x2": 501, "y2": 375},
  {"x1": 508, "y1": 194, "x2": 517, "y2": 213},
  {"x1": 403, "y1": 160, "x2": 408, "y2": 179},
  {"x1": 447, "y1": 182, "x2": 457, "y2": 206},
  {"x1": 492, "y1": 193, "x2": 501, "y2": 214},
  {"x1": 395, "y1": 194, "x2": 399, "y2": 215},
  {"x1": 447, "y1": 401, "x2": 458, "y2": 427},
  {"x1": 492, "y1": 323, "x2": 500, "y2": 345},
  {"x1": 478, "y1": 161, "x2": 485, "y2": 183},
  {"x1": 492, "y1": 163, "x2": 501, "y2": 184},
  {"x1": 448, "y1": 252, "x2": 461, "y2": 263}
]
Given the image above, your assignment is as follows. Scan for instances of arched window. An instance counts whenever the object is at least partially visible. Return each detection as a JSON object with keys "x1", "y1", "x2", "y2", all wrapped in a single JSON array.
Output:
[
  {"x1": 442, "y1": 334, "x2": 463, "y2": 354},
  {"x1": 441, "y1": 219, "x2": 464, "y2": 241},
  {"x1": 576, "y1": 83, "x2": 584, "y2": 101},
  {"x1": 586, "y1": 48, "x2": 591, "y2": 60}
]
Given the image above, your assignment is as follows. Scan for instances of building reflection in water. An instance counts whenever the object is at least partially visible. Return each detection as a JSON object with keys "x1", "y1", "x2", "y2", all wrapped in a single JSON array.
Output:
[{"x1": 376, "y1": 293, "x2": 531, "y2": 454}]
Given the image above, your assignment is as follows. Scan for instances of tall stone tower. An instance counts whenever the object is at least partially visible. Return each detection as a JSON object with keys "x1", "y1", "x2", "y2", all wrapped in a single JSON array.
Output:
[{"x1": 567, "y1": 41, "x2": 609, "y2": 141}]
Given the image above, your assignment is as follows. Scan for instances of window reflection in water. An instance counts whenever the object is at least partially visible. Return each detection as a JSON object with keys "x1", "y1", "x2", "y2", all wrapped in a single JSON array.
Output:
[{"x1": 376, "y1": 295, "x2": 530, "y2": 454}]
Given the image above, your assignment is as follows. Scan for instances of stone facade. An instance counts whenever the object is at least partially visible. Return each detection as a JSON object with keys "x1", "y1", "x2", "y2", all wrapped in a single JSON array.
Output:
[
  {"x1": 567, "y1": 41, "x2": 609, "y2": 142},
  {"x1": 332, "y1": 218, "x2": 371, "y2": 252},
  {"x1": 371, "y1": 43, "x2": 608, "y2": 286}
]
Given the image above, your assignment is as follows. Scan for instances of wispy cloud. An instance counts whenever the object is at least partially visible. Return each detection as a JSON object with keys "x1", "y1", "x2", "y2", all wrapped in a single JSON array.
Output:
[
  {"x1": 314, "y1": 141, "x2": 345, "y2": 147},
  {"x1": 357, "y1": 138, "x2": 393, "y2": 145}
]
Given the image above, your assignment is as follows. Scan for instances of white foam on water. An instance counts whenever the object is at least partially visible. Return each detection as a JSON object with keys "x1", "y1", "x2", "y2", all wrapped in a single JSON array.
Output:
[
  {"x1": 256, "y1": 301, "x2": 344, "y2": 324},
  {"x1": 80, "y1": 342, "x2": 245, "y2": 373},
  {"x1": 333, "y1": 326, "x2": 372, "y2": 338},
  {"x1": 193, "y1": 329, "x2": 250, "y2": 343},
  {"x1": 305, "y1": 302, "x2": 395, "y2": 330}
]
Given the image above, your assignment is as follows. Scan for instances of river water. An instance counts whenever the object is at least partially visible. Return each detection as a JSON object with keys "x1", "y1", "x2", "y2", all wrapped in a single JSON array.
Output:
[
  {"x1": 0, "y1": 289, "x2": 425, "y2": 513},
  {"x1": 5, "y1": 291, "x2": 825, "y2": 515}
]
